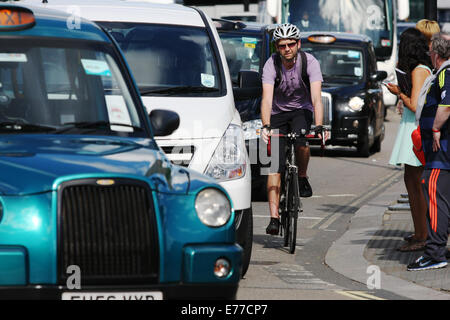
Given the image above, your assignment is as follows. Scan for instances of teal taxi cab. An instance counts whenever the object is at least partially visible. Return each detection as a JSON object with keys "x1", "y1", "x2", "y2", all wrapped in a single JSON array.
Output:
[{"x1": 0, "y1": 4, "x2": 241, "y2": 299}]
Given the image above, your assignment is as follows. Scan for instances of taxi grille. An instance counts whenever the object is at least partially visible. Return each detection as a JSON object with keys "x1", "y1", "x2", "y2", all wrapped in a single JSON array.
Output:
[
  {"x1": 57, "y1": 179, "x2": 159, "y2": 285},
  {"x1": 321, "y1": 92, "x2": 332, "y2": 126}
]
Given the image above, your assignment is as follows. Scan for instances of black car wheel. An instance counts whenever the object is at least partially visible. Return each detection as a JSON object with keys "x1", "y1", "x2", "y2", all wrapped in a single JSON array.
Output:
[
  {"x1": 357, "y1": 121, "x2": 374, "y2": 157},
  {"x1": 237, "y1": 207, "x2": 253, "y2": 277},
  {"x1": 251, "y1": 179, "x2": 267, "y2": 201},
  {"x1": 371, "y1": 122, "x2": 385, "y2": 153}
]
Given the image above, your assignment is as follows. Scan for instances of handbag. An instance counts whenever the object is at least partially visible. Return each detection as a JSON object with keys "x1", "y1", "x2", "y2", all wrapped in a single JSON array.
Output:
[{"x1": 411, "y1": 125, "x2": 425, "y2": 166}]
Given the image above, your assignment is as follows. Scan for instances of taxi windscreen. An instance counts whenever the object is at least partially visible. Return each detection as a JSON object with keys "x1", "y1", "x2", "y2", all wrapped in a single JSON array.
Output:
[
  {"x1": 218, "y1": 33, "x2": 263, "y2": 85},
  {"x1": 302, "y1": 46, "x2": 364, "y2": 82},
  {"x1": 0, "y1": 39, "x2": 145, "y2": 136}
]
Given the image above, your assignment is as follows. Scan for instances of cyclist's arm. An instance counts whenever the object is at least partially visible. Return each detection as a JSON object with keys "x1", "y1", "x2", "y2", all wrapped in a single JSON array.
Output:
[
  {"x1": 310, "y1": 80, "x2": 323, "y2": 126},
  {"x1": 260, "y1": 83, "x2": 274, "y2": 143},
  {"x1": 261, "y1": 83, "x2": 274, "y2": 127}
]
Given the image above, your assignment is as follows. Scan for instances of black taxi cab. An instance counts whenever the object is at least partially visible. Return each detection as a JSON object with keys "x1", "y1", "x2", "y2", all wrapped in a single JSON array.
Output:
[{"x1": 301, "y1": 32, "x2": 387, "y2": 156}]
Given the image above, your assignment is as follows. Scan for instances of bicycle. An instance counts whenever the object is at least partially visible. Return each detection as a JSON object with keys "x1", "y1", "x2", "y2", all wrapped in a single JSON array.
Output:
[{"x1": 267, "y1": 126, "x2": 328, "y2": 254}]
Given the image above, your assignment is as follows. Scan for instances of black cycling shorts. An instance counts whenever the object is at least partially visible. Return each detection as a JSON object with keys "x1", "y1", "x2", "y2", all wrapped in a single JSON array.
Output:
[{"x1": 266, "y1": 108, "x2": 313, "y2": 174}]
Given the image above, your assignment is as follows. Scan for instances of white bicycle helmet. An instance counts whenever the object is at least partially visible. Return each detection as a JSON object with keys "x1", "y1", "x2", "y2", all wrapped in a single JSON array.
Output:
[{"x1": 273, "y1": 23, "x2": 301, "y2": 41}]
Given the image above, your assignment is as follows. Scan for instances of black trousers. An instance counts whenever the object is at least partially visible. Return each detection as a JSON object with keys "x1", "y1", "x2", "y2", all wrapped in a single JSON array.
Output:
[
  {"x1": 421, "y1": 168, "x2": 450, "y2": 262},
  {"x1": 268, "y1": 108, "x2": 312, "y2": 173}
]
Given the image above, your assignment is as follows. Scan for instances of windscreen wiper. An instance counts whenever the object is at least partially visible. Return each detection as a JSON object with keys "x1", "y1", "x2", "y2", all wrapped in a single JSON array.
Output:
[
  {"x1": 0, "y1": 121, "x2": 57, "y2": 132},
  {"x1": 140, "y1": 86, "x2": 219, "y2": 96},
  {"x1": 54, "y1": 121, "x2": 144, "y2": 134}
]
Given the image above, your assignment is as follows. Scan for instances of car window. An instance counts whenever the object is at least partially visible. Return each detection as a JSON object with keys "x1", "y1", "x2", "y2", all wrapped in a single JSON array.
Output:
[
  {"x1": 303, "y1": 45, "x2": 364, "y2": 81},
  {"x1": 218, "y1": 33, "x2": 262, "y2": 84},
  {"x1": 0, "y1": 39, "x2": 144, "y2": 135},
  {"x1": 99, "y1": 22, "x2": 221, "y2": 97}
]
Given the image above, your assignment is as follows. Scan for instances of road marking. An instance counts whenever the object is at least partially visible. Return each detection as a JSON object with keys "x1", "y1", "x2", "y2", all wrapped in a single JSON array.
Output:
[
  {"x1": 265, "y1": 264, "x2": 337, "y2": 289},
  {"x1": 348, "y1": 291, "x2": 386, "y2": 300},
  {"x1": 334, "y1": 290, "x2": 386, "y2": 300},
  {"x1": 312, "y1": 170, "x2": 403, "y2": 230},
  {"x1": 253, "y1": 214, "x2": 323, "y2": 220},
  {"x1": 307, "y1": 194, "x2": 357, "y2": 199},
  {"x1": 344, "y1": 170, "x2": 403, "y2": 209},
  {"x1": 319, "y1": 213, "x2": 343, "y2": 230}
]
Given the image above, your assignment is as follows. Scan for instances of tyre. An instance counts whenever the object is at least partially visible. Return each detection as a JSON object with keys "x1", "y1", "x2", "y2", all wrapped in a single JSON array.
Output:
[
  {"x1": 251, "y1": 178, "x2": 267, "y2": 201},
  {"x1": 240, "y1": 208, "x2": 253, "y2": 277},
  {"x1": 371, "y1": 122, "x2": 384, "y2": 153},
  {"x1": 281, "y1": 175, "x2": 290, "y2": 247},
  {"x1": 289, "y1": 212, "x2": 297, "y2": 254},
  {"x1": 371, "y1": 135, "x2": 382, "y2": 153},
  {"x1": 283, "y1": 210, "x2": 290, "y2": 247},
  {"x1": 357, "y1": 121, "x2": 374, "y2": 157},
  {"x1": 288, "y1": 174, "x2": 299, "y2": 254}
]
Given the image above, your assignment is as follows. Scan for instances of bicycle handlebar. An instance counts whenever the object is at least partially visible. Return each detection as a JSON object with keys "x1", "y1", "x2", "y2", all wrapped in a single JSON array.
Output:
[{"x1": 266, "y1": 126, "x2": 330, "y2": 157}]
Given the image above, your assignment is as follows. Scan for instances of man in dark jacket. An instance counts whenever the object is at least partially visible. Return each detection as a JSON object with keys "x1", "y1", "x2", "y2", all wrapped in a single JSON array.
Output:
[{"x1": 409, "y1": 32, "x2": 450, "y2": 271}]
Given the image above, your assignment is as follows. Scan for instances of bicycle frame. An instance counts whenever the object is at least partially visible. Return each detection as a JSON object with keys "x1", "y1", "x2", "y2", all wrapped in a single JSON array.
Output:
[
  {"x1": 270, "y1": 131, "x2": 303, "y2": 254},
  {"x1": 285, "y1": 133, "x2": 302, "y2": 253},
  {"x1": 265, "y1": 126, "x2": 330, "y2": 253}
]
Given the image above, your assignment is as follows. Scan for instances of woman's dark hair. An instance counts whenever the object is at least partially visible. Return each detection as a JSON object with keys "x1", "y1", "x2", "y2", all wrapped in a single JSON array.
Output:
[{"x1": 397, "y1": 27, "x2": 432, "y2": 75}]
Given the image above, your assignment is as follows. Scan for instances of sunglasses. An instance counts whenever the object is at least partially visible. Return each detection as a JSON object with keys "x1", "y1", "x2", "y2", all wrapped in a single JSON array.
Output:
[{"x1": 277, "y1": 42, "x2": 297, "y2": 50}]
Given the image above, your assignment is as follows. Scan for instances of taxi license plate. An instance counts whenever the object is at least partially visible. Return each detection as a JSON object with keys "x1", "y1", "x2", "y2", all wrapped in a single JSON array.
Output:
[{"x1": 62, "y1": 291, "x2": 163, "y2": 300}]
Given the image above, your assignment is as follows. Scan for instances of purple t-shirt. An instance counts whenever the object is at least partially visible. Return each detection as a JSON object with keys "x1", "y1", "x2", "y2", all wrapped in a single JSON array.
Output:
[{"x1": 262, "y1": 52, "x2": 323, "y2": 115}]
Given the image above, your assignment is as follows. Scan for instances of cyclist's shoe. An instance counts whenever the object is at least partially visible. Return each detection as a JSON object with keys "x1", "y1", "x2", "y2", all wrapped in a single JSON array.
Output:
[
  {"x1": 299, "y1": 177, "x2": 313, "y2": 197},
  {"x1": 266, "y1": 218, "x2": 280, "y2": 235}
]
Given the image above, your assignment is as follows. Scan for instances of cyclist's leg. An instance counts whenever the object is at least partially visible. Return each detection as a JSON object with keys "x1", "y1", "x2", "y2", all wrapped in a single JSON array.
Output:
[
  {"x1": 291, "y1": 109, "x2": 313, "y2": 197},
  {"x1": 265, "y1": 112, "x2": 288, "y2": 235},
  {"x1": 296, "y1": 146, "x2": 310, "y2": 177},
  {"x1": 266, "y1": 173, "x2": 282, "y2": 235},
  {"x1": 267, "y1": 173, "x2": 281, "y2": 219}
]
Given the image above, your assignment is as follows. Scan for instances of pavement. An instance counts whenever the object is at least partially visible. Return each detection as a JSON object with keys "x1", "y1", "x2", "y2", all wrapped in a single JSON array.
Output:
[{"x1": 325, "y1": 168, "x2": 450, "y2": 300}]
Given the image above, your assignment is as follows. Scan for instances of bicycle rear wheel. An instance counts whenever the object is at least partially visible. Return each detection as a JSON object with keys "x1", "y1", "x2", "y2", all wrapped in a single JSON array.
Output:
[{"x1": 287, "y1": 172, "x2": 300, "y2": 254}]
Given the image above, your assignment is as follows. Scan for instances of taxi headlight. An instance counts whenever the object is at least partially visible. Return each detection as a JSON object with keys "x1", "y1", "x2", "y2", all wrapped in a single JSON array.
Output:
[
  {"x1": 195, "y1": 188, "x2": 232, "y2": 227},
  {"x1": 338, "y1": 96, "x2": 365, "y2": 112},
  {"x1": 348, "y1": 97, "x2": 365, "y2": 111}
]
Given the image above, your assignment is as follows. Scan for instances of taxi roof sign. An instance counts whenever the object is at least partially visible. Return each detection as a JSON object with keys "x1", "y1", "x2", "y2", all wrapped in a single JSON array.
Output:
[
  {"x1": 0, "y1": 6, "x2": 35, "y2": 31},
  {"x1": 307, "y1": 35, "x2": 336, "y2": 44}
]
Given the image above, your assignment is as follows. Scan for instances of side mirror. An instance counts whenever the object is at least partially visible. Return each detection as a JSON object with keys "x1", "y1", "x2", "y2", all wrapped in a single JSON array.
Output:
[
  {"x1": 233, "y1": 70, "x2": 262, "y2": 101},
  {"x1": 238, "y1": 70, "x2": 261, "y2": 88},
  {"x1": 149, "y1": 109, "x2": 180, "y2": 137},
  {"x1": 370, "y1": 70, "x2": 388, "y2": 82}
]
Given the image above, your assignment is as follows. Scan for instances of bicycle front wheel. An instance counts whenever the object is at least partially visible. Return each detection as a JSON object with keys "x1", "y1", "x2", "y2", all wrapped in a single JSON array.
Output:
[
  {"x1": 281, "y1": 172, "x2": 290, "y2": 247},
  {"x1": 287, "y1": 173, "x2": 300, "y2": 254}
]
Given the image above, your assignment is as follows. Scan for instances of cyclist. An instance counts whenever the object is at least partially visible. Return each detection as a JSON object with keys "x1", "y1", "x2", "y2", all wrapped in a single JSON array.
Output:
[{"x1": 260, "y1": 23, "x2": 328, "y2": 235}]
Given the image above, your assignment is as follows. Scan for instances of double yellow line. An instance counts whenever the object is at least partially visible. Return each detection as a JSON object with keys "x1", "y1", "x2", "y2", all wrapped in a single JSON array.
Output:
[{"x1": 335, "y1": 290, "x2": 386, "y2": 300}]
